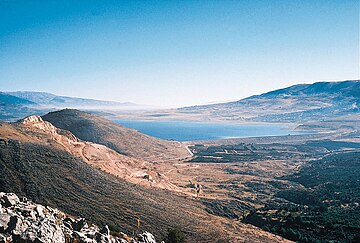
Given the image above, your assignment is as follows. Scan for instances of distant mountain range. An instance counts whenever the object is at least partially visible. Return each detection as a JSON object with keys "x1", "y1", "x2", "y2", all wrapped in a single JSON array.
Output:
[
  {"x1": 0, "y1": 92, "x2": 36, "y2": 105},
  {"x1": 1, "y1": 80, "x2": 359, "y2": 122},
  {"x1": 5, "y1": 91, "x2": 138, "y2": 108},
  {"x1": 179, "y1": 80, "x2": 360, "y2": 122},
  {"x1": 0, "y1": 91, "x2": 142, "y2": 121}
]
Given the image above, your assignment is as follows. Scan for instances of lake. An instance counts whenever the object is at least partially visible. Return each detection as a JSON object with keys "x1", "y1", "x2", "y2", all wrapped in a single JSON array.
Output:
[{"x1": 114, "y1": 120, "x2": 307, "y2": 141}]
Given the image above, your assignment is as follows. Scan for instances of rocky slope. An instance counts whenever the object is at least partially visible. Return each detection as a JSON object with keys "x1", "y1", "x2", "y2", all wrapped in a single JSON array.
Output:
[
  {"x1": 0, "y1": 114, "x2": 289, "y2": 242},
  {"x1": 15, "y1": 115, "x2": 177, "y2": 190},
  {"x1": 42, "y1": 109, "x2": 190, "y2": 162},
  {"x1": 0, "y1": 192, "x2": 158, "y2": 243},
  {"x1": 0, "y1": 124, "x2": 217, "y2": 241}
]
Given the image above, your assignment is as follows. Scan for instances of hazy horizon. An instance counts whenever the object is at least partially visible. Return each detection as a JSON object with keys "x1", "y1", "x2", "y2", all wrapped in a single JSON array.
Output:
[
  {"x1": 1, "y1": 0, "x2": 359, "y2": 107},
  {"x1": 1, "y1": 78, "x2": 360, "y2": 108}
]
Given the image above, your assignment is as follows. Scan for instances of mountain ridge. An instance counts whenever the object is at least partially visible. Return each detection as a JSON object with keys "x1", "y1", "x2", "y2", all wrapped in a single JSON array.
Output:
[
  {"x1": 243, "y1": 80, "x2": 360, "y2": 100},
  {"x1": 6, "y1": 91, "x2": 138, "y2": 107},
  {"x1": 0, "y1": 91, "x2": 145, "y2": 121},
  {"x1": 0, "y1": 92, "x2": 36, "y2": 105},
  {"x1": 2, "y1": 80, "x2": 360, "y2": 123},
  {"x1": 177, "y1": 80, "x2": 360, "y2": 123}
]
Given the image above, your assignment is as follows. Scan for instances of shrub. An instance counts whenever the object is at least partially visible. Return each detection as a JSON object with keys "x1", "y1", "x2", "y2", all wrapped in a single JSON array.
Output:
[{"x1": 167, "y1": 228, "x2": 185, "y2": 243}]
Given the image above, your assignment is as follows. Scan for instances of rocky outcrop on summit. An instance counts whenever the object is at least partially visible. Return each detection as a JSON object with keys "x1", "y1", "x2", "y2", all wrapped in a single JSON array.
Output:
[{"x1": 0, "y1": 192, "x2": 158, "y2": 243}]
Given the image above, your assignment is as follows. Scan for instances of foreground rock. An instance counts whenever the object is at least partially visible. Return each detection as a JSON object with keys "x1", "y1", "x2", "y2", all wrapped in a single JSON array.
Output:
[{"x1": 0, "y1": 192, "x2": 159, "y2": 243}]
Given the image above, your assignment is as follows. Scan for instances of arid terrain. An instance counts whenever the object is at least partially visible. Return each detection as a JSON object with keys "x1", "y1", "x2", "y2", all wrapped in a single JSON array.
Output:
[
  {"x1": 1, "y1": 81, "x2": 360, "y2": 242},
  {"x1": 150, "y1": 127, "x2": 360, "y2": 242},
  {"x1": 0, "y1": 111, "x2": 291, "y2": 242},
  {"x1": 1, "y1": 0, "x2": 358, "y2": 240}
]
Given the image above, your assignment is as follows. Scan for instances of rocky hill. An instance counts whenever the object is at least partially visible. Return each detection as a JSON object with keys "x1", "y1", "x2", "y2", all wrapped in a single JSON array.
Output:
[
  {"x1": 0, "y1": 115, "x2": 287, "y2": 242},
  {"x1": 178, "y1": 80, "x2": 360, "y2": 122},
  {"x1": 14, "y1": 115, "x2": 177, "y2": 190},
  {"x1": 42, "y1": 109, "x2": 190, "y2": 162},
  {"x1": 0, "y1": 121, "x2": 218, "y2": 241},
  {"x1": 0, "y1": 192, "x2": 158, "y2": 243}
]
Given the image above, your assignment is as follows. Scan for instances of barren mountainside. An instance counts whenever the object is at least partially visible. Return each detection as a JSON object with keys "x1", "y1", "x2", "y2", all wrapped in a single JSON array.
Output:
[
  {"x1": 0, "y1": 115, "x2": 288, "y2": 242},
  {"x1": 14, "y1": 115, "x2": 177, "y2": 189},
  {"x1": 42, "y1": 109, "x2": 190, "y2": 161}
]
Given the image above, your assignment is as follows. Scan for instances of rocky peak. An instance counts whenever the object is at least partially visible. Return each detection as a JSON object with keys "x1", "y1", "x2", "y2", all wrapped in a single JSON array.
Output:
[
  {"x1": 19, "y1": 115, "x2": 43, "y2": 124},
  {"x1": 18, "y1": 115, "x2": 58, "y2": 133},
  {"x1": 17, "y1": 115, "x2": 79, "y2": 143},
  {"x1": 0, "y1": 192, "x2": 160, "y2": 243}
]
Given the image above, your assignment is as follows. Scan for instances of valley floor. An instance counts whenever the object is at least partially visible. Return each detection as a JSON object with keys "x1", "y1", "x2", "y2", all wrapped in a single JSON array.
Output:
[{"x1": 148, "y1": 122, "x2": 360, "y2": 242}]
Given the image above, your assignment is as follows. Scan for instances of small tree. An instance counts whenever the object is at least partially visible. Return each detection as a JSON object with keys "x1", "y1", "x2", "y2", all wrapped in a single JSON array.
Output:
[{"x1": 167, "y1": 228, "x2": 185, "y2": 243}]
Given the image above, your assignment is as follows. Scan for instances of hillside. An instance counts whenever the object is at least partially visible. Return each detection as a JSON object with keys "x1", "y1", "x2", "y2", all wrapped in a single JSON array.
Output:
[
  {"x1": 243, "y1": 151, "x2": 360, "y2": 242},
  {"x1": 42, "y1": 109, "x2": 190, "y2": 162},
  {"x1": 14, "y1": 115, "x2": 179, "y2": 190},
  {"x1": 0, "y1": 116, "x2": 287, "y2": 242},
  {"x1": 178, "y1": 80, "x2": 360, "y2": 123}
]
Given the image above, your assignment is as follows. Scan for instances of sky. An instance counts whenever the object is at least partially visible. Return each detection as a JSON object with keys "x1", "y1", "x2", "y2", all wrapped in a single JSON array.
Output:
[{"x1": 0, "y1": 0, "x2": 359, "y2": 107}]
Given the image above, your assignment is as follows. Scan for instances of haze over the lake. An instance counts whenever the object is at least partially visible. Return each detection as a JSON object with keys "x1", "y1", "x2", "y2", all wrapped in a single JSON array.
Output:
[{"x1": 0, "y1": 0, "x2": 358, "y2": 107}]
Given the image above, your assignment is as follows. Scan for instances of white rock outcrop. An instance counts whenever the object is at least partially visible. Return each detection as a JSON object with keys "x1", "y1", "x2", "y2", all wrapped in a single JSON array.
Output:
[{"x1": 0, "y1": 192, "x2": 159, "y2": 243}]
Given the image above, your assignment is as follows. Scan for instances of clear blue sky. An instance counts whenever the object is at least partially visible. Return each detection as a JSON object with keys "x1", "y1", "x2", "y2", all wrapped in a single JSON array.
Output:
[{"x1": 0, "y1": 0, "x2": 359, "y2": 107}]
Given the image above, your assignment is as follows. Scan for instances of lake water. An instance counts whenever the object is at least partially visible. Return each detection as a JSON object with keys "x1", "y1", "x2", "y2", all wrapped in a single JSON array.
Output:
[{"x1": 114, "y1": 120, "x2": 306, "y2": 141}]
